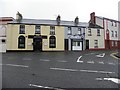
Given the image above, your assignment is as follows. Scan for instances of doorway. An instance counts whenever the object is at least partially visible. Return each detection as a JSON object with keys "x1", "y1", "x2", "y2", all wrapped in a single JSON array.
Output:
[
  {"x1": 86, "y1": 40, "x2": 89, "y2": 49},
  {"x1": 33, "y1": 37, "x2": 42, "y2": 51}
]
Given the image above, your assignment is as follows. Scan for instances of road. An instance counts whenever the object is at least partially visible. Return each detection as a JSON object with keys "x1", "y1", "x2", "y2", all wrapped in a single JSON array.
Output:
[{"x1": 1, "y1": 50, "x2": 120, "y2": 89}]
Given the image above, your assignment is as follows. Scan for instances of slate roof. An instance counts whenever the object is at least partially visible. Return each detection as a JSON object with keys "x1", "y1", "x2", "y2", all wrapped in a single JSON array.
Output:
[{"x1": 8, "y1": 19, "x2": 89, "y2": 27}]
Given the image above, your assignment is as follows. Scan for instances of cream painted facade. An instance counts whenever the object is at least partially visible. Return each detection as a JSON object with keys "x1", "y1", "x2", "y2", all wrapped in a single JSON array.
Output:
[
  {"x1": 7, "y1": 24, "x2": 64, "y2": 51},
  {"x1": 85, "y1": 28, "x2": 105, "y2": 49}
]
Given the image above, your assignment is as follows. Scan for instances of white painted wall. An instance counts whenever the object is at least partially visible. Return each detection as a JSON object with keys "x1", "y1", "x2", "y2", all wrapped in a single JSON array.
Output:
[
  {"x1": 104, "y1": 19, "x2": 119, "y2": 40},
  {"x1": 85, "y1": 28, "x2": 105, "y2": 49},
  {"x1": 96, "y1": 17, "x2": 103, "y2": 28},
  {"x1": 0, "y1": 25, "x2": 7, "y2": 52}
]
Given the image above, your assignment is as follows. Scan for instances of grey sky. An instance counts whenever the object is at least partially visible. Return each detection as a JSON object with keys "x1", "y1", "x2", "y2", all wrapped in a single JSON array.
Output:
[{"x1": 1, "y1": 0, "x2": 120, "y2": 22}]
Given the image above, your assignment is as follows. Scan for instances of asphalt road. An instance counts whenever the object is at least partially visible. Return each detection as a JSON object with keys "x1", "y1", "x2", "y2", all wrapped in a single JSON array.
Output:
[{"x1": 1, "y1": 50, "x2": 120, "y2": 89}]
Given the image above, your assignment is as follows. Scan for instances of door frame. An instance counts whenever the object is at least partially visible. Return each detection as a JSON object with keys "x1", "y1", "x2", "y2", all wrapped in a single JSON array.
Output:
[
  {"x1": 86, "y1": 40, "x2": 89, "y2": 49},
  {"x1": 33, "y1": 37, "x2": 42, "y2": 51}
]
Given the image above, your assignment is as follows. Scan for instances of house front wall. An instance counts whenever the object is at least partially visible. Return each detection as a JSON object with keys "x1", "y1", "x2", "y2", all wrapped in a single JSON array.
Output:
[
  {"x1": 0, "y1": 25, "x2": 7, "y2": 52},
  {"x1": 85, "y1": 28, "x2": 105, "y2": 50},
  {"x1": 7, "y1": 24, "x2": 64, "y2": 51},
  {"x1": 64, "y1": 27, "x2": 85, "y2": 51}
]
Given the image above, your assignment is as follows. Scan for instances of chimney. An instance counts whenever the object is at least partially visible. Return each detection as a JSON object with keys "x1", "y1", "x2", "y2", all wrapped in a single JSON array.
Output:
[
  {"x1": 16, "y1": 12, "x2": 23, "y2": 22},
  {"x1": 56, "y1": 15, "x2": 61, "y2": 25},
  {"x1": 90, "y1": 12, "x2": 96, "y2": 24},
  {"x1": 74, "y1": 16, "x2": 79, "y2": 26}
]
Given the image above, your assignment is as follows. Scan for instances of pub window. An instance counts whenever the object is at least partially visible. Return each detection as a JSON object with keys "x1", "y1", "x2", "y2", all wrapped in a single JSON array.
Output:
[
  {"x1": 35, "y1": 25, "x2": 40, "y2": 34},
  {"x1": 97, "y1": 29, "x2": 100, "y2": 36},
  {"x1": 68, "y1": 27, "x2": 72, "y2": 35},
  {"x1": 19, "y1": 25, "x2": 25, "y2": 34},
  {"x1": 88, "y1": 28, "x2": 92, "y2": 36},
  {"x1": 50, "y1": 26, "x2": 55, "y2": 35},
  {"x1": 49, "y1": 36, "x2": 56, "y2": 48},
  {"x1": 94, "y1": 40, "x2": 98, "y2": 48},
  {"x1": 18, "y1": 36, "x2": 25, "y2": 48}
]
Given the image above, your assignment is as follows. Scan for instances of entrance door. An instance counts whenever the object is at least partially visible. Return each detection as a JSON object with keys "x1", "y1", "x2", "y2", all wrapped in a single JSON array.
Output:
[
  {"x1": 33, "y1": 37, "x2": 42, "y2": 51},
  {"x1": 72, "y1": 41, "x2": 82, "y2": 51},
  {"x1": 86, "y1": 40, "x2": 89, "y2": 49}
]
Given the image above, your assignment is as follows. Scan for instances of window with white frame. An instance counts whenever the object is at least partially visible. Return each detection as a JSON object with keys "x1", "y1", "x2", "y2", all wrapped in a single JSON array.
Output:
[
  {"x1": 111, "y1": 31, "x2": 114, "y2": 37},
  {"x1": 35, "y1": 25, "x2": 40, "y2": 34},
  {"x1": 50, "y1": 26, "x2": 55, "y2": 35},
  {"x1": 94, "y1": 40, "x2": 98, "y2": 48},
  {"x1": 115, "y1": 41, "x2": 118, "y2": 47},
  {"x1": 78, "y1": 28, "x2": 81, "y2": 35},
  {"x1": 97, "y1": 29, "x2": 100, "y2": 36},
  {"x1": 115, "y1": 22, "x2": 117, "y2": 27},
  {"x1": 88, "y1": 28, "x2": 92, "y2": 36},
  {"x1": 68, "y1": 27, "x2": 72, "y2": 35},
  {"x1": 112, "y1": 41, "x2": 114, "y2": 47},
  {"x1": 111, "y1": 21, "x2": 113, "y2": 26},
  {"x1": 115, "y1": 31, "x2": 117, "y2": 37}
]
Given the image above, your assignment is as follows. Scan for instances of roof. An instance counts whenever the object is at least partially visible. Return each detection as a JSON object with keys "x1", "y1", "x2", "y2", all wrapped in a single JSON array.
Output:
[
  {"x1": 0, "y1": 17, "x2": 14, "y2": 24},
  {"x1": 96, "y1": 16, "x2": 119, "y2": 23},
  {"x1": 8, "y1": 18, "x2": 89, "y2": 27}
]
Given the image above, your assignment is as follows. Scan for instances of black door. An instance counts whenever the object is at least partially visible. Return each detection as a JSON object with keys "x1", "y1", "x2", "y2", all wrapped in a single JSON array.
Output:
[
  {"x1": 86, "y1": 40, "x2": 89, "y2": 49},
  {"x1": 33, "y1": 37, "x2": 42, "y2": 51}
]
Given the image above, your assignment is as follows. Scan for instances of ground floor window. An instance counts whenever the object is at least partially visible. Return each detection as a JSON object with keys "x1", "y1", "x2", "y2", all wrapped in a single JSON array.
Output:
[
  {"x1": 94, "y1": 40, "x2": 98, "y2": 48},
  {"x1": 18, "y1": 36, "x2": 25, "y2": 48},
  {"x1": 49, "y1": 36, "x2": 56, "y2": 48},
  {"x1": 115, "y1": 41, "x2": 118, "y2": 47}
]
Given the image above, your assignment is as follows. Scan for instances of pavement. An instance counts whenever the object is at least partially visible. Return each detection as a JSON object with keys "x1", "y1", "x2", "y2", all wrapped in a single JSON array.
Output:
[{"x1": 1, "y1": 50, "x2": 120, "y2": 89}]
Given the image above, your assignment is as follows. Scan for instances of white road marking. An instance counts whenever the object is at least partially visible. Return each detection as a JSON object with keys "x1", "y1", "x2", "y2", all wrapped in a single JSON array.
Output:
[
  {"x1": 40, "y1": 59, "x2": 50, "y2": 62},
  {"x1": 29, "y1": 84, "x2": 64, "y2": 90},
  {"x1": 50, "y1": 67, "x2": 115, "y2": 74},
  {"x1": 96, "y1": 78, "x2": 120, "y2": 84},
  {"x1": 77, "y1": 61, "x2": 83, "y2": 63},
  {"x1": 98, "y1": 61, "x2": 104, "y2": 64},
  {"x1": 108, "y1": 62, "x2": 116, "y2": 65},
  {"x1": 96, "y1": 53, "x2": 105, "y2": 58},
  {"x1": 77, "y1": 56, "x2": 82, "y2": 62},
  {"x1": 87, "y1": 61, "x2": 94, "y2": 64},
  {"x1": 5, "y1": 64, "x2": 29, "y2": 68},
  {"x1": 23, "y1": 58, "x2": 32, "y2": 61},
  {"x1": 57, "y1": 60, "x2": 67, "y2": 63}
]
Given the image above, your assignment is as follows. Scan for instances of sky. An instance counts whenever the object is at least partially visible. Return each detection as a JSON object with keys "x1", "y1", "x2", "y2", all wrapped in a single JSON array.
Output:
[{"x1": 0, "y1": 0, "x2": 120, "y2": 22}]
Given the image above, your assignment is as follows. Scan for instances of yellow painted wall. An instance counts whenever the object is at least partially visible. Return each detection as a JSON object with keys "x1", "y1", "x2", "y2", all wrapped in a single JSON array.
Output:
[
  {"x1": 7, "y1": 24, "x2": 34, "y2": 50},
  {"x1": 42, "y1": 26, "x2": 64, "y2": 51},
  {"x1": 7, "y1": 24, "x2": 64, "y2": 51}
]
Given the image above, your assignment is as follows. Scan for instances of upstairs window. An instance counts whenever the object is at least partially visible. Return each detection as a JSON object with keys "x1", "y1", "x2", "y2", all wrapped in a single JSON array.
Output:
[
  {"x1": 115, "y1": 31, "x2": 117, "y2": 37},
  {"x1": 97, "y1": 29, "x2": 100, "y2": 36},
  {"x1": 49, "y1": 36, "x2": 56, "y2": 48},
  {"x1": 78, "y1": 28, "x2": 81, "y2": 35},
  {"x1": 35, "y1": 25, "x2": 40, "y2": 34},
  {"x1": 18, "y1": 36, "x2": 25, "y2": 48},
  {"x1": 68, "y1": 27, "x2": 72, "y2": 35},
  {"x1": 19, "y1": 25, "x2": 25, "y2": 34},
  {"x1": 88, "y1": 28, "x2": 92, "y2": 36},
  {"x1": 111, "y1": 31, "x2": 114, "y2": 37},
  {"x1": 115, "y1": 22, "x2": 117, "y2": 27},
  {"x1": 50, "y1": 26, "x2": 55, "y2": 35}
]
